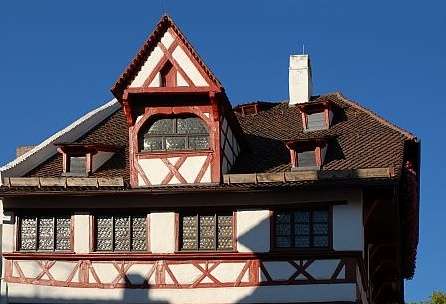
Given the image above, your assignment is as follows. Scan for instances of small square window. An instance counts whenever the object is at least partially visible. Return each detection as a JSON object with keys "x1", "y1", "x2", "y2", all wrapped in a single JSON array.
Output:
[
  {"x1": 69, "y1": 156, "x2": 86, "y2": 174},
  {"x1": 306, "y1": 111, "x2": 326, "y2": 130},
  {"x1": 297, "y1": 150, "x2": 316, "y2": 167}
]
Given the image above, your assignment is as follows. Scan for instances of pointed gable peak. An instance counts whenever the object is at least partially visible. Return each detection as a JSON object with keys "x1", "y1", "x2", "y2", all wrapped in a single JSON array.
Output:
[{"x1": 111, "y1": 15, "x2": 223, "y2": 100}]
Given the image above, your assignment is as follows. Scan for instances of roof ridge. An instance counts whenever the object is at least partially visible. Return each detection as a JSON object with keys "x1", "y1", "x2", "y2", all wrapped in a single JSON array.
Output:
[
  {"x1": 0, "y1": 99, "x2": 120, "y2": 181},
  {"x1": 332, "y1": 92, "x2": 417, "y2": 141}
]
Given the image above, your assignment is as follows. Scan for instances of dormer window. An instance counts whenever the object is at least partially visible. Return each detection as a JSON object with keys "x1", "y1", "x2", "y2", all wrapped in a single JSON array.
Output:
[
  {"x1": 68, "y1": 155, "x2": 87, "y2": 175},
  {"x1": 139, "y1": 116, "x2": 209, "y2": 152},
  {"x1": 286, "y1": 139, "x2": 328, "y2": 170},
  {"x1": 299, "y1": 100, "x2": 332, "y2": 131},
  {"x1": 56, "y1": 143, "x2": 118, "y2": 177}
]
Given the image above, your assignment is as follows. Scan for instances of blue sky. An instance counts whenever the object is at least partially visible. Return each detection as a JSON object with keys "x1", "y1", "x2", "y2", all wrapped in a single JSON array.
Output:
[{"x1": 0, "y1": 0, "x2": 444, "y2": 301}]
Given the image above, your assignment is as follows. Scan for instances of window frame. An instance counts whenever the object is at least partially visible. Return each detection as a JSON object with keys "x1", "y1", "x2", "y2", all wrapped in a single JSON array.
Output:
[
  {"x1": 92, "y1": 213, "x2": 149, "y2": 253},
  {"x1": 16, "y1": 212, "x2": 74, "y2": 253},
  {"x1": 176, "y1": 210, "x2": 236, "y2": 252},
  {"x1": 270, "y1": 205, "x2": 333, "y2": 252},
  {"x1": 139, "y1": 116, "x2": 210, "y2": 153}
]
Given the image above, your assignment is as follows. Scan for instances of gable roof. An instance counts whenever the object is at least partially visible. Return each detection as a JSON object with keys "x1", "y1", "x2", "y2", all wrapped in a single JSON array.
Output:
[
  {"x1": 111, "y1": 14, "x2": 223, "y2": 99},
  {"x1": 0, "y1": 99, "x2": 120, "y2": 184}
]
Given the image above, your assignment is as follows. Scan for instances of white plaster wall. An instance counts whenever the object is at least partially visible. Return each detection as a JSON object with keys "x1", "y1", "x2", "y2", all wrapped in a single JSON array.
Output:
[
  {"x1": 236, "y1": 210, "x2": 270, "y2": 253},
  {"x1": 172, "y1": 46, "x2": 208, "y2": 86},
  {"x1": 150, "y1": 212, "x2": 175, "y2": 253},
  {"x1": 5, "y1": 282, "x2": 356, "y2": 303},
  {"x1": 1, "y1": 209, "x2": 15, "y2": 253},
  {"x1": 333, "y1": 190, "x2": 364, "y2": 251},
  {"x1": 130, "y1": 46, "x2": 164, "y2": 87},
  {"x1": 73, "y1": 212, "x2": 90, "y2": 253},
  {"x1": 178, "y1": 155, "x2": 207, "y2": 183}
]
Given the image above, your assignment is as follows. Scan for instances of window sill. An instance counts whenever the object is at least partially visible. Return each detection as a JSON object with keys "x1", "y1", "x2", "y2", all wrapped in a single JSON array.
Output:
[{"x1": 136, "y1": 150, "x2": 213, "y2": 157}]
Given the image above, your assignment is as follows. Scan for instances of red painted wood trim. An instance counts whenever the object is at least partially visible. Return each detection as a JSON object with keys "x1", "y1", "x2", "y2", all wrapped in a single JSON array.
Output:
[
  {"x1": 126, "y1": 86, "x2": 212, "y2": 95},
  {"x1": 158, "y1": 41, "x2": 195, "y2": 88},
  {"x1": 134, "y1": 160, "x2": 152, "y2": 186},
  {"x1": 194, "y1": 154, "x2": 212, "y2": 183},
  {"x1": 142, "y1": 40, "x2": 180, "y2": 87},
  {"x1": 161, "y1": 157, "x2": 187, "y2": 184}
]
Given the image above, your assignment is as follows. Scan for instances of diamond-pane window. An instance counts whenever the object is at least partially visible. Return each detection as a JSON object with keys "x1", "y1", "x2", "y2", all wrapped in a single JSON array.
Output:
[
  {"x1": 181, "y1": 212, "x2": 233, "y2": 251},
  {"x1": 140, "y1": 116, "x2": 209, "y2": 152},
  {"x1": 95, "y1": 215, "x2": 147, "y2": 252},
  {"x1": 274, "y1": 208, "x2": 330, "y2": 249},
  {"x1": 19, "y1": 215, "x2": 72, "y2": 251}
]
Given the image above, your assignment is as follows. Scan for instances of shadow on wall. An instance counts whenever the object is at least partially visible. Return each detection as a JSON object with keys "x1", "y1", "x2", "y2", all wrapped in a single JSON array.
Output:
[{"x1": 2, "y1": 213, "x2": 350, "y2": 304}]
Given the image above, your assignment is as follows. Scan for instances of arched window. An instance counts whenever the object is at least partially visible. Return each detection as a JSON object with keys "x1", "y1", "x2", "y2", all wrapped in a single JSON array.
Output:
[{"x1": 139, "y1": 116, "x2": 210, "y2": 152}]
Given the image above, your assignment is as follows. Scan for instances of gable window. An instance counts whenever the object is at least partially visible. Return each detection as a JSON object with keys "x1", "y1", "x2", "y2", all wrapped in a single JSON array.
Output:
[
  {"x1": 19, "y1": 215, "x2": 72, "y2": 251},
  {"x1": 297, "y1": 150, "x2": 317, "y2": 167},
  {"x1": 274, "y1": 207, "x2": 330, "y2": 249},
  {"x1": 180, "y1": 212, "x2": 233, "y2": 251},
  {"x1": 299, "y1": 100, "x2": 332, "y2": 131},
  {"x1": 140, "y1": 116, "x2": 209, "y2": 152},
  {"x1": 287, "y1": 139, "x2": 328, "y2": 170},
  {"x1": 95, "y1": 214, "x2": 147, "y2": 252}
]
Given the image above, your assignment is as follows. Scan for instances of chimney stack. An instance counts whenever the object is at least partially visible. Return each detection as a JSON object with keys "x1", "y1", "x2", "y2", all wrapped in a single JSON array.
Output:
[{"x1": 289, "y1": 54, "x2": 312, "y2": 105}]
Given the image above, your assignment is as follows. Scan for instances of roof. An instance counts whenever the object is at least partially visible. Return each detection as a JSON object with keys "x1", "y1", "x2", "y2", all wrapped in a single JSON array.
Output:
[
  {"x1": 111, "y1": 14, "x2": 223, "y2": 99},
  {"x1": 232, "y1": 92, "x2": 416, "y2": 175},
  {"x1": 0, "y1": 99, "x2": 120, "y2": 184}
]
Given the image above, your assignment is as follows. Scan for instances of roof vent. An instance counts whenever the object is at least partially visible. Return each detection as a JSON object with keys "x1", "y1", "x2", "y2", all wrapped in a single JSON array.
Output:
[{"x1": 289, "y1": 54, "x2": 313, "y2": 106}]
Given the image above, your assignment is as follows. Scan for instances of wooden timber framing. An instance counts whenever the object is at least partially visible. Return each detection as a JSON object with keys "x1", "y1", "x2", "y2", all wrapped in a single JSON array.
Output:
[
  {"x1": 223, "y1": 167, "x2": 395, "y2": 184},
  {"x1": 2, "y1": 177, "x2": 124, "y2": 188}
]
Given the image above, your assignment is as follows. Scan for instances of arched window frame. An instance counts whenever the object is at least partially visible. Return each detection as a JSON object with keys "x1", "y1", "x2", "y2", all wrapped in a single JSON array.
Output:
[{"x1": 138, "y1": 115, "x2": 211, "y2": 152}]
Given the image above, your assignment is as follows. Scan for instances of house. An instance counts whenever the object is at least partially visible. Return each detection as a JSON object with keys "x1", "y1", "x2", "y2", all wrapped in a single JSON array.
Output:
[{"x1": 0, "y1": 15, "x2": 420, "y2": 304}]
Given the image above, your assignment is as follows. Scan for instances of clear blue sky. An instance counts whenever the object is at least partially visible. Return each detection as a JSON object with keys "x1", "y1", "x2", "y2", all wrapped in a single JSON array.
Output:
[{"x1": 0, "y1": 1, "x2": 444, "y2": 301}]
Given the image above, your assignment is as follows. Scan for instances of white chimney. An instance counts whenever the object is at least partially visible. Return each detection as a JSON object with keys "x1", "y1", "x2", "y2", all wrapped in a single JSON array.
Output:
[{"x1": 289, "y1": 54, "x2": 313, "y2": 105}]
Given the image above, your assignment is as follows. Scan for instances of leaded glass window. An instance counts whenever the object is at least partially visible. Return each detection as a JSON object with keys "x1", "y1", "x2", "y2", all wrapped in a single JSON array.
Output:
[
  {"x1": 69, "y1": 156, "x2": 86, "y2": 174},
  {"x1": 140, "y1": 116, "x2": 209, "y2": 152},
  {"x1": 95, "y1": 215, "x2": 147, "y2": 252},
  {"x1": 180, "y1": 212, "x2": 233, "y2": 251},
  {"x1": 19, "y1": 215, "x2": 72, "y2": 251},
  {"x1": 274, "y1": 208, "x2": 329, "y2": 249}
]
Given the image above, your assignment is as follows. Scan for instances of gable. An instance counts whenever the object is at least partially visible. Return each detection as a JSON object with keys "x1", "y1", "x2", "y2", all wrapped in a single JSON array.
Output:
[{"x1": 112, "y1": 15, "x2": 222, "y2": 100}]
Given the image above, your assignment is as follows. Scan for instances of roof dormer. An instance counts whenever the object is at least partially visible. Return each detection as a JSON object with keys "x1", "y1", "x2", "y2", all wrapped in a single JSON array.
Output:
[
  {"x1": 298, "y1": 100, "x2": 333, "y2": 131},
  {"x1": 56, "y1": 143, "x2": 118, "y2": 177},
  {"x1": 286, "y1": 138, "x2": 328, "y2": 170}
]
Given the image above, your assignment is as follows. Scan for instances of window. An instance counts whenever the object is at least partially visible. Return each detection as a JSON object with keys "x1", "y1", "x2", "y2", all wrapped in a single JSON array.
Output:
[
  {"x1": 297, "y1": 150, "x2": 316, "y2": 167},
  {"x1": 95, "y1": 215, "x2": 147, "y2": 251},
  {"x1": 19, "y1": 215, "x2": 72, "y2": 251},
  {"x1": 306, "y1": 111, "x2": 326, "y2": 130},
  {"x1": 274, "y1": 208, "x2": 330, "y2": 249},
  {"x1": 180, "y1": 212, "x2": 233, "y2": 251},
  {"x1": 68, "y1": 155, "x2": 87, "y2": 174},
  {"x1": 140, "y1": 116, "x2": 209, "y2": 152}
]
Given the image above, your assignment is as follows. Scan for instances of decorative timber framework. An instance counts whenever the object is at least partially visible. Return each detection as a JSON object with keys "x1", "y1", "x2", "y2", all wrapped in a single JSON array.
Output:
[{"x1": 110, "y1": 15, "x2": 243, "y2": 188}]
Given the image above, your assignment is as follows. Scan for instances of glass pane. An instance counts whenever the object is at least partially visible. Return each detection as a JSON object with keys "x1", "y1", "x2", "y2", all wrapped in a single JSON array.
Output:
[
  {"x1": 38, "y1": 217, "x2": 54, "y2": 250},
  {"x1": 313, "y1": 210, "x2": 328, "y2": 222},
  {"x1": 131, "y1": 216, "x2": 147, "y2": 251},
  {"x1": 276, "y1": 223, "x2": 291, "y2": 236},
  {"x1": 56, "y1": 216, "x2": 71, "y2": 250},
  {"x1": 307, "y1": 112, "x2": 326, "y2": 130},
  {"x1": 294, "y1": 211, "x2": 310, "y2": 223},
  {"x1": 276, "y1": 212, "x2": 291, "y2": 224},
  {"x1": 276, "y1": 236, "x2": 291, "y2": 248},
  {"x1": 165, "y1": 137, "x2": 186, "y2": 150},
  {"x1": 189, "y1": 136, "x2": 209, "y2": 150},
  {"x1": 199, "y1": 215, "x2": 216, "y2": 250},
  {"x1": 297, "y1": 150, "x2": 316, "y2": 167},
  {"x1": 182, "y1": 216, "x2": 198, "y2": 250},
  {"x1": 313, "y1": 235, "x2": 329, "y2": 247},
  {"x1": 69, "y1": 156, "x2": 86, "y2": 174},
  {"x1": 143, "y1": 136, "x2": 163, "y2": 151},
  {"x1": 20, "y1": 217, "x2": 37, "y2": 250},
  {"x1": 313, "y1": 223, "x2": 328, "y2": 235},
  {"x1": 217, "y1": 215, "x2": 233, "y2": 250},
  {"x1": 295, "y1": 236, "x2": 310, "y2": 248},
  {"x1": 114, "y1": 216, "x2": 130, "y2": 251},
  {"x1": 96, "y1": 216, "x2": 113, "y2": 251},
  {"x1": 294, "y1": 223, "x2": 310, "y2": 235},
  {"x1": 177, "y1": 117, "x2": 207, "y2": 134},
  {"x1": 147, "y1": 118, "x2": 174, "y2": 134}
]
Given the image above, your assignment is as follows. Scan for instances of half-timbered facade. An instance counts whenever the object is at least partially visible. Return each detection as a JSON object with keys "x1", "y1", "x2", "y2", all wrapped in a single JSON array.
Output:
[{"x1": 0, "y1": 15, "x2": 420, "y2": 304}]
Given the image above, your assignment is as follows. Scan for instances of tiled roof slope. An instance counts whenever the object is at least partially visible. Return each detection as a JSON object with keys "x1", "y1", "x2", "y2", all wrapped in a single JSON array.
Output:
[
  {"x1": 27, "y1": 92, "x2": 414, "y2": 180},
  {"x1": 232, "y1": 92, "x2": 414, "y2": 176},
  {"x1": 26, "y1": 109, "x2": 130, "y2": 183}
]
